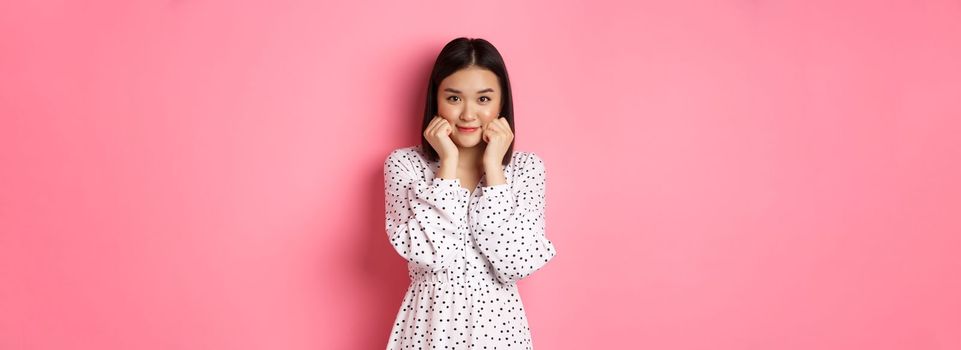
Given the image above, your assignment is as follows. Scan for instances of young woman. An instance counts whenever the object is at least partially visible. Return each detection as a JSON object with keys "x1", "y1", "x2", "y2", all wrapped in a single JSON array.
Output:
[{"x1": 382, "y1": 37, "x2": 558, "y2": 349}]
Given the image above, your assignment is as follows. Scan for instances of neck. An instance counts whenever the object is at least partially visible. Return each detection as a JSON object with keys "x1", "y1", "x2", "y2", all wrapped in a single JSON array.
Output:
[{"x1": 457, "y1": 144, "x2": 485, "y2": 170}]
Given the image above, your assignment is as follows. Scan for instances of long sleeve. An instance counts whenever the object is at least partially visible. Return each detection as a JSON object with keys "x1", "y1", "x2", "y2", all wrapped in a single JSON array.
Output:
[
  {"x1": 472, "y1": 152, "x2": 557, "y2": 285},
  {"x1": 383, "y1": 149, "x2": 470, "y2": 273}
]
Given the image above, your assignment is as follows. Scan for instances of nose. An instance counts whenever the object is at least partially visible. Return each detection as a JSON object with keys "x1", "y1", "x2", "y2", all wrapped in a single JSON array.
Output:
[{"x1": 459, "y1": 104, "x2": 477, "y2": 122}]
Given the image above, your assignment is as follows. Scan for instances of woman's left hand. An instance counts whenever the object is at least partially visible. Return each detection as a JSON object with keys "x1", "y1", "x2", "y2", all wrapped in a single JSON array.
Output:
[{"x1": 482, "y1": 117, "x2": 513, "y2": 165}]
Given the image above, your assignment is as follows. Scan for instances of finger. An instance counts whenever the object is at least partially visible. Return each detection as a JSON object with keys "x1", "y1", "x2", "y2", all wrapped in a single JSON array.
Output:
[
  {"x1": 485, "y1": 121, "x2": 498, "y2": 133},
  {"x1": 485, "y1": 126, "x2": 499, "y2": 141},
  {"x1": 491, "y1": 119, "x2": 502, "y2": 132},
  {"x1": 427, "y1": 117, "x2": 444, "y2": 138},
  {"x1": 423, "y1": 121, "x2": 432, "y2": 138},
  {"x1": 433, "y1": 116, "x2": 448, "y2": 134},
  {"x1": 440, "y1": 120, "x2": 452, "y2": 135},
  {"x1": 498, "y1": 119, "x2": 512, "y2": 136}
]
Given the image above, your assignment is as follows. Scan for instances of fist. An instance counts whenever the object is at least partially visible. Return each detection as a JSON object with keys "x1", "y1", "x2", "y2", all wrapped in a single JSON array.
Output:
[
  {"x1": 423, "y1": 115, "x2": 458, "y2": 160},
  {"x1": 482, "y1": 117, "x2": 513, "y2": 164}
]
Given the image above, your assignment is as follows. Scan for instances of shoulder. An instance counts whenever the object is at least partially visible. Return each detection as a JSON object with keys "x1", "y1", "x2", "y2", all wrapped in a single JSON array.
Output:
[
  {"x1": 511, "y1": 150, "x2": 546, "y2": 174},
  {"x1": 386, "y1": 145, "x2": 423, "y2": 160},
  {"x1": 384, "y1": 145, "x2": 427, "y2": 171},
  {"x1": 512, "y1": 150, "x2": 544, "y2": 165}
]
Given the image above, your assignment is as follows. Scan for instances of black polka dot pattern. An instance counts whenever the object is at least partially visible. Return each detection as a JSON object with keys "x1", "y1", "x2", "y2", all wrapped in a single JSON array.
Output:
[{"x1": 382, "y1": 145, "x2": 557, "y2": 349}]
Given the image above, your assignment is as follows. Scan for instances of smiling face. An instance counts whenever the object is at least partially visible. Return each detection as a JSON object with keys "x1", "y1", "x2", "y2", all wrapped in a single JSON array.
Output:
[{"x1": 436, "y1": 66, "x2": 502, "y2": 149}]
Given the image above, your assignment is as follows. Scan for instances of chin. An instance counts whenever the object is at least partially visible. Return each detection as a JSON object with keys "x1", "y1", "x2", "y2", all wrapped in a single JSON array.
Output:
[{"x1": 454, "y1": 138, "x2": 483, "y2": 148}]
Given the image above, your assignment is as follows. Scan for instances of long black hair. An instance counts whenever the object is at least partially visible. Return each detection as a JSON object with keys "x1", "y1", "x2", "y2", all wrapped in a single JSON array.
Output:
[{"x1": 420, "y1": 37, "x2": 515, "y2": 166}]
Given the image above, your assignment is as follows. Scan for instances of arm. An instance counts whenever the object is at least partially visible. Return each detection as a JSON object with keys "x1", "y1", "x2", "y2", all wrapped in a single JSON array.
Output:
[
  {"x1": 472, "y1": 152, "x2": 558, "y2": 285},
  {"x1": 383, "y1": 149, "x2": 470, "y2": 272}
]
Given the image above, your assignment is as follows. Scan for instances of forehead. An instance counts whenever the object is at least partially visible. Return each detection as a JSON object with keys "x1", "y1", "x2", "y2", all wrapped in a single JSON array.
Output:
[{"x1": 439, "y1": 67, "x2": 499, "y2": 90}]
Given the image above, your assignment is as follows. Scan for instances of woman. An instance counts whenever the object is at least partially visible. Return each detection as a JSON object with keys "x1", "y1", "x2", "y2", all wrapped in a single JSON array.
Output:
[{"x1": 382, "y1": 37, "x2": 558, "y2": 349}]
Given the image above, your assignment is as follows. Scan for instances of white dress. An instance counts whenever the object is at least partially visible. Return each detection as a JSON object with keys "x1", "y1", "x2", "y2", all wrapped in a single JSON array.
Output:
[{"x1": 383, "y1": 145, "x2": 558, "y2": 349}]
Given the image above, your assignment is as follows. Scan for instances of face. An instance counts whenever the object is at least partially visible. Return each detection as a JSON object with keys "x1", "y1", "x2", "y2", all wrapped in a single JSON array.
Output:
[{"x1": 436, "y1": 66, "x2": 502, "y2": 149}]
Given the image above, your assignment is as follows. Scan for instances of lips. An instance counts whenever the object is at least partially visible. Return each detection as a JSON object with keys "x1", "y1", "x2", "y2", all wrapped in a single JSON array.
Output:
[{"x1": 456, "y1": 126, "x2": 479, "y2": 133}]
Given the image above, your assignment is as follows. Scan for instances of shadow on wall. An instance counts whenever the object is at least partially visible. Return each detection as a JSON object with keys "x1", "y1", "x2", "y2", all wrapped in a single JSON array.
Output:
[
  {"x1": 354, "y1": 165, "x2": 411, "y2": 349},
  {"x1": 349, "y1": 43, "x2": 438, "y2": 349}
]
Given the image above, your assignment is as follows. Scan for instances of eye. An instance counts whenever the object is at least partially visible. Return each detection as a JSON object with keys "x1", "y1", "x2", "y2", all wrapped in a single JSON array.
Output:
[
  {"x1": 446, "y1": 96, "x2": 460, "y2": 102},
  {"x1": 479, "y1": 96, "x2": 491, "y2": 103}
]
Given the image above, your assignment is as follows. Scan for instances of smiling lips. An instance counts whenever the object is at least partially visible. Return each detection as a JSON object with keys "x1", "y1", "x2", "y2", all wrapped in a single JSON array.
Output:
[{"x1": 456, "y1": 126, "x2": 479, "y2": 133}]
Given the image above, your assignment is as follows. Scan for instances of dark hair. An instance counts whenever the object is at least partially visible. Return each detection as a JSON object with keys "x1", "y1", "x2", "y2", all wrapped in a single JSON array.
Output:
[{"x1": 420, "y1": 37, "x2": 515, "y2": 166}]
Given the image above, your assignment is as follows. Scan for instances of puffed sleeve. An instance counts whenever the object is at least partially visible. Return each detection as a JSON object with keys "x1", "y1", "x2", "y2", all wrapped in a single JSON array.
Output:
[
  {"x1": 383, "y1": 149, "x2": 470, "y2": 273},
  {"x1": 472, "y1": 152, "x2": 557, "y2": 285}
]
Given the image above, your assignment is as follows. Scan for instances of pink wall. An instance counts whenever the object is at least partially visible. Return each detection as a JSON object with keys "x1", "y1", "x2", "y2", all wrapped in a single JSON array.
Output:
[{"x1": 2, "y1": 0, "x2": 960, "y2": 349}]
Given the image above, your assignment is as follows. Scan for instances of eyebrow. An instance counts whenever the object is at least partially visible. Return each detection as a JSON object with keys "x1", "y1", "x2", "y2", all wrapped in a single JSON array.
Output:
[{"x1": 443, "y1": 88, "x2": 495, "y2": 94}]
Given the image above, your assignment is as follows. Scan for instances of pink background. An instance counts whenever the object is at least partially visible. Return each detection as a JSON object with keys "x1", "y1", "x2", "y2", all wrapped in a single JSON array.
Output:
[{"x1": 2, "y1": 0, "x2": 960, "y2": 349}]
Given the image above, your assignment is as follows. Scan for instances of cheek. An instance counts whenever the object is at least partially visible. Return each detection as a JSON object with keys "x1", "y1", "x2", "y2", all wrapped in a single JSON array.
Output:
[
  {"x1": 480, "y1": 111, "x2": 498, "y2": 123},
  {"x1": 473, "y1": 106, "x2": 493, "y2": 118},
  {"x1": 437, "y1": 104, "x2": 458, "y2": 117},
  {"x1": 485, "y1": 103, "x2": 502, "y2": 118}
]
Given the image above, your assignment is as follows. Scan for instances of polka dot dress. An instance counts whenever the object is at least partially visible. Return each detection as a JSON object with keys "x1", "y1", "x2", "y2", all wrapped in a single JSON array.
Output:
[{"x1": 383, "y1": 145, "x2": 557, "y2": 349}]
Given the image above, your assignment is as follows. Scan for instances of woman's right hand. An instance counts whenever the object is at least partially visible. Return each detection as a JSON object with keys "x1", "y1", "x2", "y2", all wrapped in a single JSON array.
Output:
[{"x1": 424, "y1": 115, "x2": 459, "y2": 161}]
